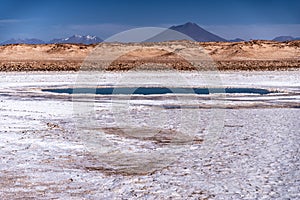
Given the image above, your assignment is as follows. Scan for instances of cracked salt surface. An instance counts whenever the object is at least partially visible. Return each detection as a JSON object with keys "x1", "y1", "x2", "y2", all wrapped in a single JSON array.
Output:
[{"x1": 0, "y1": 71, "x2": 299, "y2": 199}]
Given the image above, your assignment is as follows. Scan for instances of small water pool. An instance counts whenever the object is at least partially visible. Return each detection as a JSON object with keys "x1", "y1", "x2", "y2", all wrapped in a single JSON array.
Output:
[{"x1": 42, "y1": 87, "x2": 272, "y2": 95}]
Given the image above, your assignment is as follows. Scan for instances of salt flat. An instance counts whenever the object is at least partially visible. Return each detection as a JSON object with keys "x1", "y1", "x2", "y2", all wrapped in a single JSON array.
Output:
[{"x1": 0, "y1": 71, "x2": 299, "y2": 199}]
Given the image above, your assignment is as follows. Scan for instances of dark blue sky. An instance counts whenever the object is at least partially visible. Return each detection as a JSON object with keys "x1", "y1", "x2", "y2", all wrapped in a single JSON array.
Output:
[{"x1": 0, "y1": 0, "x2": 299, "y2": 41}]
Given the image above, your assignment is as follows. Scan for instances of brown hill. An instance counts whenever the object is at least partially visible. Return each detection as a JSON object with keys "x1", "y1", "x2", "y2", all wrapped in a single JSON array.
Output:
[{"x1": 0, "y1": 40, "x2": 299, "y2": 71}]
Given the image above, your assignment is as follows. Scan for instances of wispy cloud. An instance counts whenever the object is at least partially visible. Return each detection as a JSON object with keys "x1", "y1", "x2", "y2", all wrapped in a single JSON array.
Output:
[{"x1": 0, "y1": 19, "x2": 24, "y2": 24}]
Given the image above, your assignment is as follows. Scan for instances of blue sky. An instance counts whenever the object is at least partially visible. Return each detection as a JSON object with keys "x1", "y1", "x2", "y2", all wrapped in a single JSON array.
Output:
[{"x1": 0, "y1": 0, "x2": 299, "y2": 41}]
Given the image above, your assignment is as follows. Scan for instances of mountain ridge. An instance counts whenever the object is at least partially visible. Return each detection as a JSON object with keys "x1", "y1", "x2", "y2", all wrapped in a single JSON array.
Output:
[
  {"x1": 49, "y1": 35, "x2": 103, "y2": 44},
  {"x1": 169, "y1": 22, "x2": 227, "y2": 42},
  {"x1": 273, "y1": 36, "x2": 300, "y2": 42},
  {"x1": 1, "y1": 23, "x2": 300, "y2": 45},
  {"x1": 0, "y1": 35, "x2": 103, "y2": 45},
  {"x1": 1, "y1": 38, "x2": 45, "y2": 45}
]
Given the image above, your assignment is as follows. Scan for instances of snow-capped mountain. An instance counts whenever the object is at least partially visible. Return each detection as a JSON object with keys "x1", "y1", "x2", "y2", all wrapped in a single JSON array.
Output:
[
  {"x1": 2, "y1": 28, "x2": 299, "y2": 45},
  {"x1": 1, "y1": 38, "x2": 45, "y2": 45},
  {"x1": 1, "y1": 35, "x2": 103, "y2": 45},
  {"x1": 49, "y1": 35, "x2": 102, "y2": 44}
]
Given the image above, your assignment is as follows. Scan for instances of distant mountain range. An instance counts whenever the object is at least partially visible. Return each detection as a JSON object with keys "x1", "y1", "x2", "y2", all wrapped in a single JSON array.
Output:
[
  {"x1": 1, "y1": 38, "x2": 45, "y2": 45},
  {"x1": 1, "y1": 22, "x2": 299, "y2": 45},
  {"x1": 0, "y1": 35, "x2": 103, "y2": 45},
  {"x1": 229, "y1": 38, "x2": 245, "y2": 42},
  {"x1": 272, "y1": 36, "x2": 300, "y2": 42},
  {"x1": 49, "y1": 35, "x2": 103, "y2": 44}
]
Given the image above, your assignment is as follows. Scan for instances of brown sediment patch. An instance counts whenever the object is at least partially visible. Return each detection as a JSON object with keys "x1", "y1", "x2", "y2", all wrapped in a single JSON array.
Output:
[
  {"x1": 101, "y1": 127, "x2": 203, "y2": 145},
  {"x1": 84, "y1": 163, "x2": 168, "y2": 176},
  {"x1": 81, "y1": 127, "x2": 203, "y2": 175}
]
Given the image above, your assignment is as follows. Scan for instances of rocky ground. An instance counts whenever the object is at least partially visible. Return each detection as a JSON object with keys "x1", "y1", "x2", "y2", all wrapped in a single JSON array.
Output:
[{"x1": 0, "y1": 71, "x2": 299, "y2": 199}]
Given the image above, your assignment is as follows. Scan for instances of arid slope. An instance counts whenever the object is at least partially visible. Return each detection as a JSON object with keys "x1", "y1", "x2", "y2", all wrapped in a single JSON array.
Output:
[{"x1": 0, "y1": 40, "x2": 299, "y2": 71}]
